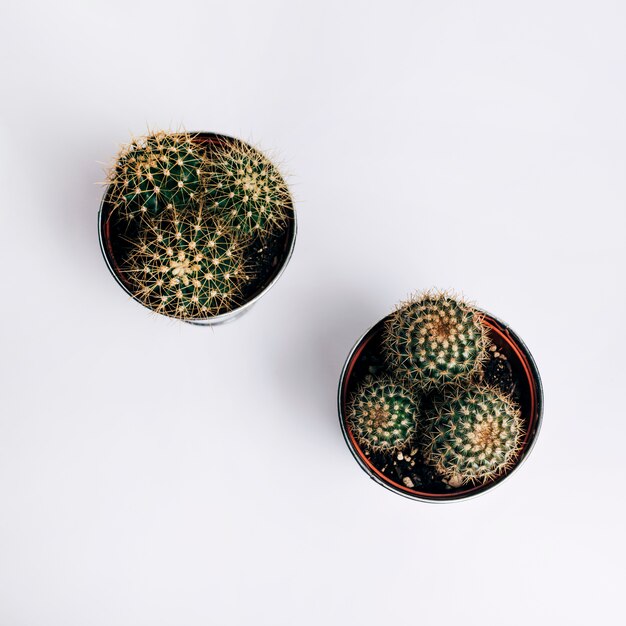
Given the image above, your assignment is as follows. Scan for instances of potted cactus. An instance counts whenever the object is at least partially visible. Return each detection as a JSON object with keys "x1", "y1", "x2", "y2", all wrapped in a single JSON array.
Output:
[
  {"x1": 99, "y1": 130, "x2": 296, "y2": 324},
  {"x1": 338, "y1": 291, "x2": 543, "y2": 501}
]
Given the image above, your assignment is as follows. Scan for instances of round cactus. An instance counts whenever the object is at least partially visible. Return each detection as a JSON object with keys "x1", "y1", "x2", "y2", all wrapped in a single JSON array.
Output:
[
  {"x1": 109, "y1": 131, "x2": 205, "y2": 219},
  {"x1": 347, "y1": 377, "x2": 420, "y2": 453},
  {"x1": 384, "y1": 291, "x2": 490, "y2": 390},
  {"x1": 204, "y1": 138, "x2": 291, "y2": 237},
  {"x1": 123, "y1": 209, "x2": 245, "y2": 319},
  {"x1": 424, "y1": 386, "x2": 523, "y2": 487}
]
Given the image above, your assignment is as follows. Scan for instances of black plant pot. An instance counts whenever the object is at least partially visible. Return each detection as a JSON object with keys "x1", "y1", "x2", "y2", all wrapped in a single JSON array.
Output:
[
  {"x1": 338, "y1": 310, "x2": 543, "y2": 502},
  {"x1": 98, "y1": 132, "x2": 297, "y2": 325}
]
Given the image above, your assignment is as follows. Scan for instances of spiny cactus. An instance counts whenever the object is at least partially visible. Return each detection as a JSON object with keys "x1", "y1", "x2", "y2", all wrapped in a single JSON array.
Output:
[
  {"x1": 109, "y1": 131, "x2": 205, "y2": 219},
  {"x1": 424, "y1": 386, "x2": 523, "y2": 487},
  {"x1": 123, "y1": 209, "x2": 246, "y2": 319},
  {"x1": 385, "y1": 291, "x2": 490, "y2": 391},
  {"x1": 347, "y1": 377, "x2": 420, "y2": 453},
  {"x1": 204, "y1": 138, "x2": 291, "y2": 238}
]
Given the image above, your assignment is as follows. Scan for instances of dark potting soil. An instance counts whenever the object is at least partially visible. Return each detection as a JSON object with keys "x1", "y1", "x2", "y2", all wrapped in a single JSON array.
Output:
[
  {"x1": 345, "y1": 321, "x2": 523, "y2": 494},
  {"x1": 238, "y1": 227, "x2": 293, "y2": 304}
]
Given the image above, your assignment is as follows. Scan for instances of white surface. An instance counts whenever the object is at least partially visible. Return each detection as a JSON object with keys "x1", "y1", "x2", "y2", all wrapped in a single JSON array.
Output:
[{"x1": 1, "y1": 1, "x2": 624, "y2": 624}]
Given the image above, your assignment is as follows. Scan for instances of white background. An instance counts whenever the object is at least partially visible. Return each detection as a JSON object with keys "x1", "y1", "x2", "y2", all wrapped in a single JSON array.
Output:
[{"x1": 1, "y1": 1, "x2": 624, "y2": 624}]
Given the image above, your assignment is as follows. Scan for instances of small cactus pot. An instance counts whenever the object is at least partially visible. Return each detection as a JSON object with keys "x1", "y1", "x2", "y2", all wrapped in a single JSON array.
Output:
[
  {"x1": 98, "y1": 132, "x2": 297, "y2": 326},
  {"x1": 338, "y1": 309, "x2": 543, "y2": 502}
]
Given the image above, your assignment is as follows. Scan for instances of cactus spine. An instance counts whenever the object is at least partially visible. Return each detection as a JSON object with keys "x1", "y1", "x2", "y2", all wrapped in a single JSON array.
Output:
[
  {"x1": 109, "y1": 131, "x2": 205, "y2": 219},
  {"x1": 385, "y1": 291, "x2": 489, "y2": 391},
  {"x1": 124, "y1": 208, "x2": 245, "y2": 319},
  {"x1": 347, "y1": 377, "x2": 420, "y2": 452},
  {"x1": 424, "y1": 386, "x2": 523, "y2": 487},
  {"x1": 204, "y1": 139, "x2": 291, "y2": 237}
]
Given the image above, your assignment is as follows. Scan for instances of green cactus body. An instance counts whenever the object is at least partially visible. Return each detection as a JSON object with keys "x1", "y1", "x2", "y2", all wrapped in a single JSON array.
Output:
[
  {"x1": 425, "y1": 386, "x2": 523, "y2": 486},
  {"x1": 205, "y1": 139, "x2": 291, "y2": 237},
  {"x1": 110, "y1": 131, "x2": 205, "y2": 219},
  {"x1": 347, "y1": 377, "x2": 419, "y2": 453},
  {"x1": 124, "y1": 210, "x2": 245, "y2": 319},
  {"x1": 385, "y1": 292, "x2": 489, "y2": 390}
]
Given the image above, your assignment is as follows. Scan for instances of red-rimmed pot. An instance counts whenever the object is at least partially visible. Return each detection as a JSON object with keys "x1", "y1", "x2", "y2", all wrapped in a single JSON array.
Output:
[
  {"x1": 98, "y1": 132, "x2": 297, "y2": 326},
  {"x1": 337, "y1": 310, "x2": 543, "y2": 502}
]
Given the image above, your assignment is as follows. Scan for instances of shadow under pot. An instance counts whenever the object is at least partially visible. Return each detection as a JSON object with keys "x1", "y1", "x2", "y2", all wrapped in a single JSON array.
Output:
[
  {"x1": 338, "y1": 305, "x2": 543, "y2": 502},
  {"x1": 98, "y1": 132, "x2": 297, "y2": 326}
]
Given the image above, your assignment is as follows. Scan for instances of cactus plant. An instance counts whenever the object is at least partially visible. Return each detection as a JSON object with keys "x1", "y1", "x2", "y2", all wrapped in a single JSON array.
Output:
[
  {"x1": 424, "y1": 386, "x2": 523, "y2": 487},
  {"x1": 101, "y1": 129, "x2": 297, "y2": 322},
  {"x1": 384, "y1": 291, "x2": 490, "y2": 391},
  {"x1": 123, "y1": 208, "x2": 246, "y2": 319},
  {"x1": 347, "y1": 377, "x2": 420, "y2": 452},
  {"x1": 108, "y1": 131, "x2": 205, "y2": 219},
  {"x1": 204, "y1": 138, "x2": 291, "y2": 238}
]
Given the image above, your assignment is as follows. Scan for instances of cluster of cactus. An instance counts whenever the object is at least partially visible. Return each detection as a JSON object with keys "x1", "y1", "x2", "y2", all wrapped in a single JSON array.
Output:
[
  {"x1": 109, "y1": 131, "x2": 205, "y2": 220},
  {"x1": 384, "y1": 292, "x2": 489, "y2": 390},
  {"x1": 425, "y1": 386, "x2": 523, "y2": 486},
  {"x1": 347, "y1": 291, "x2": 523, "y2": 487},
  {"x1": 124, "y1": 209, "x2": 245, "y2": 319},
  {"x1": 106, "y1": 130, "x2": 291, "y2": 319},
  {"x1": 204, "y1": 138, "x2": 291, "y2": 237},
  {"x1": 347, "y1": 377, "x2": 419, "y2": 452}
]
